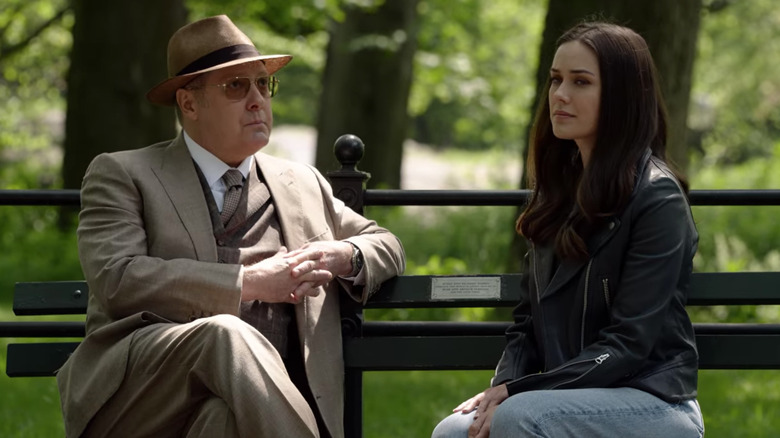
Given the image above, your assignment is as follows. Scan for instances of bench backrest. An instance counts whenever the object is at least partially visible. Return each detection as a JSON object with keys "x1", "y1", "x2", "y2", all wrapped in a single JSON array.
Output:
[{"x1": 6, "y1": 271, "x2": 780, "y2": 377}]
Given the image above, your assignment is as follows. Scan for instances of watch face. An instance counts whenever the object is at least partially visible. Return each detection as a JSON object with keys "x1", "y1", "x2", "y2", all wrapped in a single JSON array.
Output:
[{"x1": 350, "y1": 244, "x2": 363, "y2": 275}]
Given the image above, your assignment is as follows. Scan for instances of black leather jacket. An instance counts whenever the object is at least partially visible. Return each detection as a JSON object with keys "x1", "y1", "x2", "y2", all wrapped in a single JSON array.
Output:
[{"x1": 493, "y1": 150, "x2": 699, "y2": 403}]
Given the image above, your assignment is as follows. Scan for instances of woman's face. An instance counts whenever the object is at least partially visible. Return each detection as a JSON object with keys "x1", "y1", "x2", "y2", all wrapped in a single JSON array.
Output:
[{"x1": 548, "y1": 40, "x2": 601, "y2": 164}]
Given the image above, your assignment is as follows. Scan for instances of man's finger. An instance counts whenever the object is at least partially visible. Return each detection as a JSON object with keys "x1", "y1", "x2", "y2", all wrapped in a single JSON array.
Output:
[{"x1": 291, "y1": 260, "x2": 315, "y2": 277}]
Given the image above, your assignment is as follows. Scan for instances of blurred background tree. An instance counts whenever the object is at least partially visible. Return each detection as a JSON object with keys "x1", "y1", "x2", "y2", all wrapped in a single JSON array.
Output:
[
  {"x1": 2, "y1": 0, "x2": 778, "y2": 192},
  {"x1": 62, "y1": 0, "x2": 185, "y2": 193},
  {"x1": 315, "y1": 0, "x2": 420, "y2": 189}
]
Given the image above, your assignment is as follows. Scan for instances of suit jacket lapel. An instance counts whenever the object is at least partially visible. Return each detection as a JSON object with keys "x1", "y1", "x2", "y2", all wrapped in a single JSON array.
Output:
[
  {"x1": 243, "y1": 163, "x2": 272, "y2": 221},
  {"x1": 256, "y1": 153, "x2": 328, "y2": 350},
  {"x1": 151, "y1": 134, "x2": 217, "y2": 262},
  {"x1": 256, "y1": 152, "x2": 305, "y2": 250}
]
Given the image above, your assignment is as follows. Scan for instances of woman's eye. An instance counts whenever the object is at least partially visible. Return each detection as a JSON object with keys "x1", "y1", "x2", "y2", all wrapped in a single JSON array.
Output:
[
  {"x1": 256, "y1": 77, "x2": 269, "y2": 87},
  {"x1": 227, "y1": 79, "x2": 244, "y2": 90}
]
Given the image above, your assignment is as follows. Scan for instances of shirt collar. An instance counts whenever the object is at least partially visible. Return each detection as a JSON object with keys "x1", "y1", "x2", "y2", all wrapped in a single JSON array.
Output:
[{"x1": 183, "y1": 130, "x2": 254, "y2": 188}]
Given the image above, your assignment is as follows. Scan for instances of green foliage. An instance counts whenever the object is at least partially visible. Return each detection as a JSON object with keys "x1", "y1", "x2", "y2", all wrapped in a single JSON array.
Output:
[
  {"x1": 410, "y1": 0, "x2": 545, "y2": 151},
  {"x1": 691, "y1": 141, "x2": 780, "y2": 270},
  {"x1": 0, "y1": 0, "x2": 71, "y2": 183},
  {"x1": 692, "y1": 0, "x2": 780, "y2": 164},
  {"x1": 369, "y1": 205, "x2": 517, "y2": 276},
  {"x1": 364, "y1": 205, "x2": 516, "y2": 323},
  {"x1": 687, "y1": 145, "x2": 780, "y2": 325}
]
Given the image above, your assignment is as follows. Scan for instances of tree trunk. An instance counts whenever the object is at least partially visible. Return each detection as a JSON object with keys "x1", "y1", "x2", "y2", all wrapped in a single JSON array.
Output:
[
  {"x1": 62, "y1": 0, "x2": 186, "y2": 194},
  {"x1": 315, "y1": 0, "x2": 420, "y2": 189},
  {"x1": 510, "y1": 0, "x2": 702, "y2": 269}
]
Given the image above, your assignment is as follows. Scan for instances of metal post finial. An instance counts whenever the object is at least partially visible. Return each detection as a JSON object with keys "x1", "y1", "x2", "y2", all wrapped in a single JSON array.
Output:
[{"x1": 334, "y1": 134, "x2": 365, "y2": 171}]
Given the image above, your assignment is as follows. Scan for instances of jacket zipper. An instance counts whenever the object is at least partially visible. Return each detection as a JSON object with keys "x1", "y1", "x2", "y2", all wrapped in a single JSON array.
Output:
[
  {"x1": 549, "y1": 353, "x2": 611, "y2": 389},
  {"x1": 602, "y1": 278, "x2": 611, "y2": 307},
  {"x1": 531, "y1": 243, "x2": 550, "y2": 372},
  {"x1": 580, "y1": 259, "x2": 593, "y2": 351}
]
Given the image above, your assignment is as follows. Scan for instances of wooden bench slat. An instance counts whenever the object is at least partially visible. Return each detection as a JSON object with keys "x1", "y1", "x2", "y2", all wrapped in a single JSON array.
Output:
[
  {"x1": 687, "y1": 272, "x2": 780, "y2": 305},
  {"x1": 344, "y1": 334, "x2": 780, "y2": 371},
  {"x1": 13, "y1": 281, "x2": 89, "y2": 315},
  {"x1": 365, "y1": 272, "x2": 780, "y2": 308},
  {"x1": 9, "y1": 323, "x2": 780, "y2": 376},
  {"x1": 11, "y1": 272, "x2": 780, "y2": 316},
  {"x1": 344, "y1": 336, "x2": 504, "y2": 370},
  {"x1": 359, "y1": 321, "x2": 780, "y2": 337},
  {"x1": 696, "y1": 334, "x2": 780, "y2": 369},
  {"x1": 0, "y1": 322, "x2": 85, "y2": 338},
  {"x1": 5, "y1": 343, "x2": 80, "y2": 377}
]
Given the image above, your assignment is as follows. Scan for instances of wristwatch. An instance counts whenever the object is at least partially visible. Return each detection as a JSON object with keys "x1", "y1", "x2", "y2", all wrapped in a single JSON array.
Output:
[{"x1": 348, "y1": 242, "x2": 364, "y2": 277}]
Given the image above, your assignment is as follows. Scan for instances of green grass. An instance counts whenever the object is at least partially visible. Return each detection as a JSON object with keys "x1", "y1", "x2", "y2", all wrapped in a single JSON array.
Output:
[
  {"x1": 1, "y1": 363, "x2": 779, "y2": 437},
  {"x1": 363, "y1": 370, "x2": 493, "y2": 437},
  {"x1": 697, "y1": 370, "x2": 780, "y2": 437},
  {"x1": 362, "y1": 369, "x2": 780, "y2": 438},
  {"x1": 0, "y1": 335, "x2": 65, "y2": 437}
]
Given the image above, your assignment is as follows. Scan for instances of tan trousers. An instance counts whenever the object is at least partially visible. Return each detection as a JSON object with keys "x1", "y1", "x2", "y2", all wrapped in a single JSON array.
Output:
[{"x1": 82, "y1": 314, "x2": 319, "y2": 438}]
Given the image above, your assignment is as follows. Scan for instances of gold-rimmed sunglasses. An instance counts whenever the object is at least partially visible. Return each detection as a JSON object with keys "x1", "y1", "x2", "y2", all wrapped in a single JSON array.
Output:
[{"x1": 202, "y1": 76, "x2": 279, "y2": 100}]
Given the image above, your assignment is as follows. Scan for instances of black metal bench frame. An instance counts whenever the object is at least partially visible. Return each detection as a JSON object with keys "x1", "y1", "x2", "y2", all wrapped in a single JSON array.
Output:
[{"x1": 3, "y1": 135, "x2": 780, "y2": 438}]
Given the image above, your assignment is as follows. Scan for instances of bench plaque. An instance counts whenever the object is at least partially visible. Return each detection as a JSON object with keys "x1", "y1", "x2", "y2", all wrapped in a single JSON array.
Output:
[{"x1": 431, "y1": 276, "x2": 501, "y2": 300}]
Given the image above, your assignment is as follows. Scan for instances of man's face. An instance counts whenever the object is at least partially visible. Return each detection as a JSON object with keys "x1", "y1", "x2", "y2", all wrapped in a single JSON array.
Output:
[{"x1": 187, "y1": 61, "x2": 274, "y2": 166}]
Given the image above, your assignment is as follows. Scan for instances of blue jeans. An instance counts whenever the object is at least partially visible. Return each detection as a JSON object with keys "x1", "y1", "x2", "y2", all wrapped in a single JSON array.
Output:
[{"x1": 432, "y1": 387, "x2": 704, "y2": 438}]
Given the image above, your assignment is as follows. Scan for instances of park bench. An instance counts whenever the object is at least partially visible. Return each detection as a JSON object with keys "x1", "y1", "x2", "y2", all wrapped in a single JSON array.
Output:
[{"x1": 2, "y1": 134, "x2": 780, "y2": 438}]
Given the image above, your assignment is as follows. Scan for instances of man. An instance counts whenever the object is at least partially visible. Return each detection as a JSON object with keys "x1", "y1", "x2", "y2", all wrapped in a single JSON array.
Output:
[{"x1": 56, "y1": 15, "x2": 405, "y2": 438}]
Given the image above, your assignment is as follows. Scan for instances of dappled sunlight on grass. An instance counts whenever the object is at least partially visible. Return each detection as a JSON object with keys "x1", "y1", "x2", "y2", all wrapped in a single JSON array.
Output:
[
  {"x1": 364, "y1": 370, "x2": 493, "y2": 438},
  {"x1": 698, "y1": 370, "x2": 780, "y2": 437}
]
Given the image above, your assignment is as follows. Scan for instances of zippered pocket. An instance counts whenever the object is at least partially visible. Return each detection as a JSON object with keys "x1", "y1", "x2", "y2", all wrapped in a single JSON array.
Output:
[{"x1": 602, "y1": 277, "x2": 611, "y2": 308}]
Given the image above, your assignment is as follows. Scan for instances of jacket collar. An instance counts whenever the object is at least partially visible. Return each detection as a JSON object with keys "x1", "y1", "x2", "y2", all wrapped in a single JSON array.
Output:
[
  {"x1": 536, "y1": 148, "x2": 652, "y2": 300},
  {"x1": 149, "y1": 136, "x2": 308, "y2": 261}
]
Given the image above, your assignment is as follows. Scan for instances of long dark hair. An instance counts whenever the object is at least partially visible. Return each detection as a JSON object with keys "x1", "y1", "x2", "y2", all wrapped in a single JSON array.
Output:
[{"x1": 517, "y1": 21, "x2": 686, "y2": 260}]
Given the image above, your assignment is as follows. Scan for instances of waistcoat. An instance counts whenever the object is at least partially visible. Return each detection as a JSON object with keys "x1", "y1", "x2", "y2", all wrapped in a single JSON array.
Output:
[{"x1": 195, "y1": 161, "x2": 295, "y2": 358}]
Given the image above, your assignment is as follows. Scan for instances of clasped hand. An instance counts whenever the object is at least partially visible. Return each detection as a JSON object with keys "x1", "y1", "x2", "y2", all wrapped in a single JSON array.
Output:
[{"x1": 241, "y1": 241, "x2": 353, "y2": 304}]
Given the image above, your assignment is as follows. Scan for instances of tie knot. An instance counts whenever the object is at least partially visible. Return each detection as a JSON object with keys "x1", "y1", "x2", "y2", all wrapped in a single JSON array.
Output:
[{"x1": 222, "y1": 169, "x2": 244, "y2": 189}]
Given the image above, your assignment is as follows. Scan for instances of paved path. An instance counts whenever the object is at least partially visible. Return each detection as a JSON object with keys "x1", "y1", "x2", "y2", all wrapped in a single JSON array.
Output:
[{"x1": 267, "y1": 125, "x2": 522, "y2": 190}]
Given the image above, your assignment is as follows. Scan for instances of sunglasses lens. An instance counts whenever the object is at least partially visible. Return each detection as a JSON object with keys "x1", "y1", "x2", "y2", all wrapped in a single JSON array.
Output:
[
  {"x1": 219, "y1": 77, "x2": 278, "y2": 100},
  {"x1": 224, "y1": 78, "x2": 252, "y2": 100}
]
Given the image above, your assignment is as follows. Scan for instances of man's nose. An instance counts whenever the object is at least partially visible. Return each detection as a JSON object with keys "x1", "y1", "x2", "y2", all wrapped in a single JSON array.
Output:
[{"x1": 246, "y1": 81, "x2": 266, "y2": 108}]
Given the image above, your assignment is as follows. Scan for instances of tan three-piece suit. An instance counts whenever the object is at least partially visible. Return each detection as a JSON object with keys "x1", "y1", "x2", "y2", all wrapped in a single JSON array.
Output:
[{"x1": 56, "y1": 134, "x2": 405, "y2": 437}]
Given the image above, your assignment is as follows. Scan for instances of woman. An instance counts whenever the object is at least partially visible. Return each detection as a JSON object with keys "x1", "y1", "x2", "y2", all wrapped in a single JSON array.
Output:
[{"x1": 432, "y1": 22, "x2": 704, "y2": 438}]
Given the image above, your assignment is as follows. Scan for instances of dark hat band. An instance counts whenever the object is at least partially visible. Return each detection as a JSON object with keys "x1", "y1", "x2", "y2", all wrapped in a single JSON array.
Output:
[{"x1": 176, "y1": 44, "x2": 260, "y2": 76}]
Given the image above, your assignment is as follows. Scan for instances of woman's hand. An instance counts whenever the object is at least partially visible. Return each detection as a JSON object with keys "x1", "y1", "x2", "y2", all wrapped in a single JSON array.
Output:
[{"x1": 454, "y1": 384, "x2": 509, "y2": 438}]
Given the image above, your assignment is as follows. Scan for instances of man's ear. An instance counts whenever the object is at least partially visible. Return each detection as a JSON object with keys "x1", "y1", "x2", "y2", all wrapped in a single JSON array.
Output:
[{"x1": 176, "y1": 88, "x2": 198, "y2": 121}]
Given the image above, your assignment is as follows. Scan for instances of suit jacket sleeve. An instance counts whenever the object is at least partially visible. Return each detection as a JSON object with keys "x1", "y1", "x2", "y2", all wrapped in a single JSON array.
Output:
[
  {"x1": 78, "y1": 153, "x2": 242, "y2": 324},
  {"x1": 306, "y1": 165, "x2": 406, "y2": 303}
]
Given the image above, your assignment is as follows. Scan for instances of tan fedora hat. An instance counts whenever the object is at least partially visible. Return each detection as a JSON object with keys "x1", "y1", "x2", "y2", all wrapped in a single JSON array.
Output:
[{"x1": 146, "y1": 15, "x2": 292, "y2": 106}]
